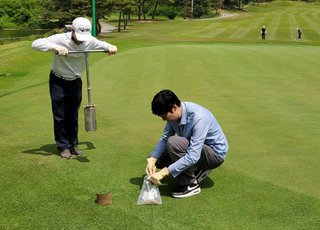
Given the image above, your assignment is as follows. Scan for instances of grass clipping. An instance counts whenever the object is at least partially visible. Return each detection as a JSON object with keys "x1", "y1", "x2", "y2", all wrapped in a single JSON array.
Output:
[{"x1": 137, "y1": 175, "x2": 162, "y2": 205}]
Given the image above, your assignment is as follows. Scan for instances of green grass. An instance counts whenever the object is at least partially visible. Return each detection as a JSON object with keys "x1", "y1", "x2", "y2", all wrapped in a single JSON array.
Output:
[
  {"x1": 103, "y1": 0, "x2": 320, "y2": 45},
  {"x1": 1, "y1": 1, "x2": 320, "y2": 229}
]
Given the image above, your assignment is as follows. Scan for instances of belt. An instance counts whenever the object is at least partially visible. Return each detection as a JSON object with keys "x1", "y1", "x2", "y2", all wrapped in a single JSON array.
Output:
[{"x1": 51, "y1": 70, "x2": 81, "y2": 81}]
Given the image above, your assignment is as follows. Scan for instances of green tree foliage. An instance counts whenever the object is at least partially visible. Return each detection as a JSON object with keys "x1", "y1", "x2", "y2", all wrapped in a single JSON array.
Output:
[
  {"x1": 151, "y1": 6, "x2": 179, "y2": 19},
  {"x1": 117, "y1": 0, "x2": 136, "y2": 32},
  {"x1": 149, "y1": 0, "x2": 174, "y2": 19},
  {"x1": 191, "y1": 0, "x2": 211, "y2": 18},
  {"x1": 0, "y1": 0, "x2": 53, "y2": 29},
  {"x1": 52, "y1": 0, "x2": 115, "y2": 35}
]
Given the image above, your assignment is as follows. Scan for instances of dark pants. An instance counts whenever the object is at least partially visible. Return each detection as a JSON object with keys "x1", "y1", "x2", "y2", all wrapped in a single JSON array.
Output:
[
  {"x1": 298, "y1": 33, "x2": 301, "y2": 39},
  {"x1": 149, "y1": 136, "x2": 225, "y2": 185},
  {"x1": 262, "y1": 33, "x2": 266, "y2": 39},
  {"x1": 49, "y1": 72, "x2": 82, "y2": 151}
]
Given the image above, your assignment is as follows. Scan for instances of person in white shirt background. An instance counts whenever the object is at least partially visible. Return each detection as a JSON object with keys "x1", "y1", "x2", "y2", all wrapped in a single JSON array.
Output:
[
  {"x1": 261, "y1": 26, "x2": 267, "y2": 40},
  {"x1": 32, "y1": 17, "x2": 117, "y2": 159}
]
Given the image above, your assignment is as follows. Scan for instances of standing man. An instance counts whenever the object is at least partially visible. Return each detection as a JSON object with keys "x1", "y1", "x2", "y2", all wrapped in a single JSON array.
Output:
[
  {"x1": 31, "y1": 17, "x2": 117, "y2": 159},
  {"x1": 146, "y1": 90, "x2": 228, "y2": 198},
  {"x1": 261, "y1": 26, "x2": 267, "y2": 40},
  {"x1": 297, "y1": 28, "x2": 302, "y2": 40}
]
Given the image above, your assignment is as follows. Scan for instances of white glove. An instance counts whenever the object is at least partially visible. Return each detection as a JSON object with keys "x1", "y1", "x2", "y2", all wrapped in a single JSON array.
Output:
[
  {"x1": 55, "y1": 45, "x2": 68, "y2": 57},
  {"x1": 107, "y1": 45, "x2": 117, "y2": 54}
]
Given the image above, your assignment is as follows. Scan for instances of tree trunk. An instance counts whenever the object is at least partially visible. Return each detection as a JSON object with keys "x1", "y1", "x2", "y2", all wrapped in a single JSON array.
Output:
[
  {"x1": 123, "y1": 12, "x2": 126, "y2": 29},
  {"x1": 97, "y1": 22, "x2": 101, "y2": 35},
  {"x1": 216, "y1": 1, "x2": 218, "y2": 14},
  {"x1": 118, "y1": 10, "x2": 122, "y2": 32},
  {"x1": 142, "y1": 0, "x2": 146, "y2": 20},
  {"x1": 184, "y1": 0, "x2": 189, "y2": 19},
  {"x1": 96, "y1": 18, "x2": 101, "y2": 35},
  {"x1": 152, "y1": 0, "x2": 159, "y2": 20},
  {"x1": 138, "y1": 0, "x2": 141, "y2": 19}
]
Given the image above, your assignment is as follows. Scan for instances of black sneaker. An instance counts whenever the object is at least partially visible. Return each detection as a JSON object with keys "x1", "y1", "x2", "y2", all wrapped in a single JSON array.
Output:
[
  {"x1": 194, "y1": 169, "x2": 212, "y2": 183},
  {"x1": 70, "y1": 146, "x2": 83, "y2": 156},
  {"x1": 170, "y1": 183, "x2": 201, "y2": 198}
]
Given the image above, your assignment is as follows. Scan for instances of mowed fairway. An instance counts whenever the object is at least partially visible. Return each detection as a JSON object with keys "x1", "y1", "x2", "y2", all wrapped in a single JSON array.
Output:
[
  {"x1": 116, "y1": 1, "x2": 320, "y2": 44},
  {"x1": 1, "y1": 1, "x2": 320, "y2": 229}
]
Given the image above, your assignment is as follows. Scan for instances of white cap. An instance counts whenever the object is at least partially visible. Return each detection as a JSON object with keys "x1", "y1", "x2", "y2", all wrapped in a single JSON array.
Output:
[
  {"x1": 263, "y1": 26, "x2": 265, "y2": 28},
  {"x1": 72, "y1": 17, "x2": 92, "y2": 41},
  {"x1": 297, "y1": 28, "x2": 299, "y2": 30}
]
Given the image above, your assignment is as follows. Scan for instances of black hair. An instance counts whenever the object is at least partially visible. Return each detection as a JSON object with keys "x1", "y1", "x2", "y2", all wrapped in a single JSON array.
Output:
[{"x1": 151, "y1": 90, "x2": 181, "y2": 116}]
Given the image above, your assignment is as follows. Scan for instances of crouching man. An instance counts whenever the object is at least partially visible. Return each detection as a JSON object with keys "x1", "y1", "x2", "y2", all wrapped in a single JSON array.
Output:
[{"x1": 146, "y1": 90, "x2": 228, "y2": 198}]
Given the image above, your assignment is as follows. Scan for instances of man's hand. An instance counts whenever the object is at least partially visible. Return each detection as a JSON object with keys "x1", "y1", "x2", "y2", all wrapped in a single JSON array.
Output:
[
  {"x1": 107, "y1": 45, "x2": 117, "y2": 54},
  {"x1": 55, "y1": 45, "x2": 68, "y2": 57},
  {"x1": 149, "y1": 167, "x2": 170, "y2": 185},
  {"x1": 146, "y1": 157, "x2": 157, "y2": 176}
]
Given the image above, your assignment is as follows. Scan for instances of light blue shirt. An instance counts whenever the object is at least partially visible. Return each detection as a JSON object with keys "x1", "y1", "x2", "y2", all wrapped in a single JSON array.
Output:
[{"x1": 151, "y1": 102, "x2": 228, "y2": 177}]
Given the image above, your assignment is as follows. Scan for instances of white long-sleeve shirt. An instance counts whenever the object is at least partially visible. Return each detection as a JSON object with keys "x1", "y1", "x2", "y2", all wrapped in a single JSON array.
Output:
[{"x1": 31, "y1": 32, "x2": 112, "y2": 79}]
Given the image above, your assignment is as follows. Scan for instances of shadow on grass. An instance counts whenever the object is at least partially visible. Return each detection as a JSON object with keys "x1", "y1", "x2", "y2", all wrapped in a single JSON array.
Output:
[
  {"x1": 23, "y1": 141, "x2": 96, "y2": 163},
  {"x1": 130, "y1": 176, "x2": 145, "y2": 190},
  {"x1": 130, "y1": 174, "x2": 214, "y2": 197}
]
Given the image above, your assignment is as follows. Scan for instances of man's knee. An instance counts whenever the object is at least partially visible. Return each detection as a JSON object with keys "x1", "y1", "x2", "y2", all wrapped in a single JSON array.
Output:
[
  {"x1": 167, "y1": 136, "x2": 183, "y2": 150},
  {"x1": 167, "y1": 136, "x2": 189, "y2": 154},
  {"x1": 167, "y1": 136, "x2": 178, "y2": 148}
]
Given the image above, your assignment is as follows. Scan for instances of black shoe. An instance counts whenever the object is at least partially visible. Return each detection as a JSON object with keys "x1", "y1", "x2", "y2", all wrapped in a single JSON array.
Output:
[
  {"x1": 70, "y1": 146, "x2": 83, "y2": 156},
  {"x1": 60, "y1": 149, "x2": 72, "y2": 159},
  {"x1": 170, "y1": 183, "x2": 201, "y2": 198},
  {"x1": 194, "y1": 169, "x2": 212, "y2": 183}
]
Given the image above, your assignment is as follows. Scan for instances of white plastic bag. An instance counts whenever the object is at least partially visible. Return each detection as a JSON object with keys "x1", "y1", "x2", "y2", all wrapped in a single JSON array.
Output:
[{"x1": 137, "y1": 175, "x2": 162, "y2": 205}]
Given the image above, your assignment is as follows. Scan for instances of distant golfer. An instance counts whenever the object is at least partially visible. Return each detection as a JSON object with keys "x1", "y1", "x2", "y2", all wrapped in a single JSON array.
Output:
[
  {"x1": 31, "y1": 17, "x2": 117, "y2": 159},
  {"x1": 297, "y1": 28, "x2": 302, "y2": 40},
  {"x1": 261, "y1": 26, "x2": 267, "y2": 40},
  {"x1": 146, "y1": 90, "x2": 228, "y2": 198}
]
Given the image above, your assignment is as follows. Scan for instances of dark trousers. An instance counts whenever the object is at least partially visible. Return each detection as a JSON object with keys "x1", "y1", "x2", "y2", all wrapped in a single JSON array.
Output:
[
  {"x1": 298, "y1": 33, "x2": 301, "y2": 39},
  {"x1": 150, "y1": 136, "x2": 224, "y2": 185},
  {"x1": 49, "y1": 72, "x2": 82, "y2": 151},
  {"x1": 262, "y1": 33, "x2": 266, "y2": 39}
]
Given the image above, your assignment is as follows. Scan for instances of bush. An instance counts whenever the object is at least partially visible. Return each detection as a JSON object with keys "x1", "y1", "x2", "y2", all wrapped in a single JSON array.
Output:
[
  {"x1": 166, "y1": 8, "x2": 178, "y2": 19},
  {"x1": 153, "y1": 6, "x2": 178, "y2": 19},
  {"x1": 0, "y1": 14, "x2": 17, "y2": 28}
]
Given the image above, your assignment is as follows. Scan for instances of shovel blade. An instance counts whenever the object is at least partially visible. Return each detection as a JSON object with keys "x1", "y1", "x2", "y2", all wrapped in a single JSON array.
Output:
[{"x1": 84, "y1": 106, "x2": 97, "y2": 132}]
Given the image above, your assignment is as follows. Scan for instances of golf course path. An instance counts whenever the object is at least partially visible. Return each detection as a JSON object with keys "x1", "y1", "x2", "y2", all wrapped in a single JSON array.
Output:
[
  {"x1": 100, "y1": 22, "x2": 116, "y2": 34},
  {"x1": 195, "y1": 13, "x2": 235, "y2": 20},
  {"x1": 217, "y1": 13, "x2": 235, "y2": 19}
]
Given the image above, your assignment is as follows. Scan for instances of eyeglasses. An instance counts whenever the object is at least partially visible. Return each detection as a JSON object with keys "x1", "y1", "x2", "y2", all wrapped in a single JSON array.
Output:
[{"x1": 159, "y1": 112, "x2": 168, "y2": 119}]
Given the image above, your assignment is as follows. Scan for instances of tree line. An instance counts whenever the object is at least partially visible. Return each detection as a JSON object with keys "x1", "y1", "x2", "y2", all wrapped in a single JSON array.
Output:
[{"x1": 0, "y1": 0, "x2": 275, "y2": 33}]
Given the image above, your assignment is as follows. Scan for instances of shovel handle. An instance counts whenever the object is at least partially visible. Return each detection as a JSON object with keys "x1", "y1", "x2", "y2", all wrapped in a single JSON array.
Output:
[
  {"x1": 68, "y1": 50, "x2": 106, "y2": 53},
  {"x1": 55, "y1": 50, "x2": 116, "y2": 55},
  {"x1": 68, "y1": 50, "x2": 116, "y2": 55}
]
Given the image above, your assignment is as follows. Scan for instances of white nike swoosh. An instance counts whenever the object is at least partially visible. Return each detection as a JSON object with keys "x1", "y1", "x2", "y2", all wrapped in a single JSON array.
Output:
[{"x1": 187, "y1": 186, "x2": 197, "y2": 191}]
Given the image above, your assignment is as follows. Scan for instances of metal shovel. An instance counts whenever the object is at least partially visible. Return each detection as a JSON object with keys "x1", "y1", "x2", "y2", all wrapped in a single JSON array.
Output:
[{"x1": 69, "y1": 50, "x2": 108, "y2": 132}]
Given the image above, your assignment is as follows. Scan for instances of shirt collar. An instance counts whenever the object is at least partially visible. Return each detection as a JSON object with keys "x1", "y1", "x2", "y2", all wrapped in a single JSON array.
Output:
[{"x1": 180, "y1": 102, "x2": 187, "y2": 126}]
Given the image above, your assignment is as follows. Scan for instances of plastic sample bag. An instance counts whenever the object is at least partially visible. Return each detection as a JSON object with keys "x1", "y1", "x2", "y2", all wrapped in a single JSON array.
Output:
[{"x1": 137, "y1": 175, "x2": 162, "y2": 205}]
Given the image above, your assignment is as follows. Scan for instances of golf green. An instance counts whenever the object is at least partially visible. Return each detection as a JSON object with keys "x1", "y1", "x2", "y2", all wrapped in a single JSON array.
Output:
[{"x1": 1, "y1": 41, "x2": 319, "y2": 228}]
